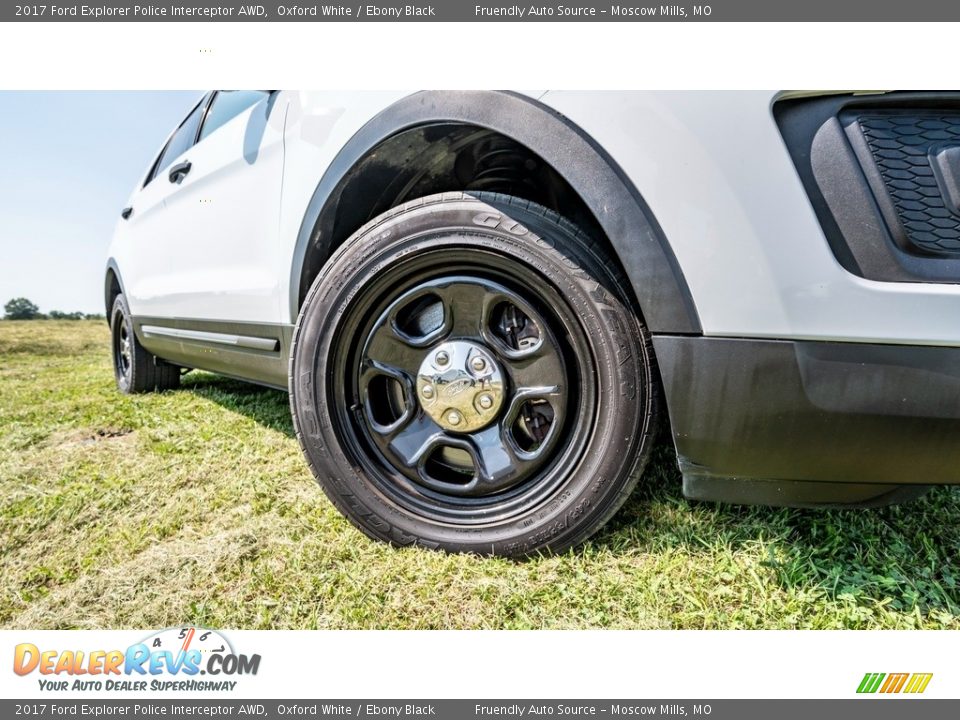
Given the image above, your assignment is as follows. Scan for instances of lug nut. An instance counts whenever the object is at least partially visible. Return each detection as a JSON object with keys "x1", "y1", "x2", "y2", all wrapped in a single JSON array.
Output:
[
  {"x1": 421, "y1": 384, "x2": 434, "y2": 399},
  {"x1": 477, "y1": 394, "x2": 493, "y2": 410},
  {"x1": 435, "y1": 351, "x2": 450, "y2": 367},
  {"x1": 447, "y1": 410, "x2": 462, "y2": 426},
  {"x1": 471, "y1": 356, "x2": 486, "y2": 372}
]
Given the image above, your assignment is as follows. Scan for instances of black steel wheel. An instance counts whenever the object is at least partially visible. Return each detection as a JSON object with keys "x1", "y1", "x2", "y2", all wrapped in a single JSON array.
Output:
[
  {"x1": 115, "y1": 316, "x2": 133, "y2": 381},
  {"x1": 110, "y1": 293, "x2": 181, "y2": 394},
  {"x1": 290, "y1": 192, "x2": 659, "y2": 556}
]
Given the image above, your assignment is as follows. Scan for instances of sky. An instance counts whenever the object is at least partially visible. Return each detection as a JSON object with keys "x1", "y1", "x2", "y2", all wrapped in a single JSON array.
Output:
[{"x1": 0, "y1": 91, "x2": 203, "y2": 314}]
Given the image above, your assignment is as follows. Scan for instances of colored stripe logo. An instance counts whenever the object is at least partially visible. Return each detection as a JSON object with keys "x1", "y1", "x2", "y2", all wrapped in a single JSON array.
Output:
[{"x1": 857, "y1": 672, "x2": 933, "y2": 694}]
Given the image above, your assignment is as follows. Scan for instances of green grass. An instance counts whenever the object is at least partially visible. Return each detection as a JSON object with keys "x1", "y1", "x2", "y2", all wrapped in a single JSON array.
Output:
[{"x1": 2, "y1": 320, "x2": 959, "y2": 629}]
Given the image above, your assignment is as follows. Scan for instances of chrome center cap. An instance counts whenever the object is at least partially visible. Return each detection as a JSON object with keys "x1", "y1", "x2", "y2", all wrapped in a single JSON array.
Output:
[{"x1": 416, "y1": 341, "x2": 505, "y2": 433}]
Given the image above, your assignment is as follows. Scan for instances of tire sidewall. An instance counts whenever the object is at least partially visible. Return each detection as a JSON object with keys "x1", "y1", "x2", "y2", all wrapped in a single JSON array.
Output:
[{"x1": 291, "y1": 196, "x2": 654, "y2": 555}]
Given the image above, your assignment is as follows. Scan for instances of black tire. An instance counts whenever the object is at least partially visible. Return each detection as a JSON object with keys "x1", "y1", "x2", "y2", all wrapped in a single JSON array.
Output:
[
  {"x1": 110, "y1": 294, "x2": 181, "y2": 394},
  {"x1": 290, "y1": 192, "x2": 659, "y2": 557}
]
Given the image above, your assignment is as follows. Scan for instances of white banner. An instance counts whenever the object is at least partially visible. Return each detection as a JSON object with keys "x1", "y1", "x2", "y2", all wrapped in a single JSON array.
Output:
[{"x1": 1, "y1": 630, "x2": 952, "y2": 699}]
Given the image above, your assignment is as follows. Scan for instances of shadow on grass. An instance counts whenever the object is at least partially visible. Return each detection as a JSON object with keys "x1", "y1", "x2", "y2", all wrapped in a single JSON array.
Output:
[
  {"x1": 181, "y1": 371, "x2": 960, "y2": 619},
  {"x1": 181, "y1": 372, "x2": 295, "y2": 437}
]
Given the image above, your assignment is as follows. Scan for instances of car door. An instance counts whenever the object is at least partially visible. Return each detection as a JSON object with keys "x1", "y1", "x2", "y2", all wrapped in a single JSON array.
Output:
[
  {"x1": 124, "y1": 90, "x2": 286, "y2": 324},
  {"x1": 120, "y1": 94, "x2": 209, "y2": 319}
]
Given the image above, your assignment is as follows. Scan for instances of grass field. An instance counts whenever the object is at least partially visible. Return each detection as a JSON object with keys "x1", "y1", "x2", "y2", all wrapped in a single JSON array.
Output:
[{"x1": 2, "y1": 320, "x2": 959, "y2": 629}]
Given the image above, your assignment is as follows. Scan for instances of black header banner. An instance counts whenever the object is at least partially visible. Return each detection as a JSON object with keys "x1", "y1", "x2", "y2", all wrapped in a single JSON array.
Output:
[{"x1": 4, "y1": 0, "x2": 958, "y2": 21}]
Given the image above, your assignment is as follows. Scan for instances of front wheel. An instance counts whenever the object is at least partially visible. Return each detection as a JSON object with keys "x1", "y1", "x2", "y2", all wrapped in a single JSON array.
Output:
[{"x1": 290, "y1": 193, "x2": 659, "y2": 556}]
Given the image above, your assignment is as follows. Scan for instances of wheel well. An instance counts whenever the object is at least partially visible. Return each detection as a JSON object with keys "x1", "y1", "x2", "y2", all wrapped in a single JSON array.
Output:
[
  {"x1": 105, "y1": 267, "x2": 121, "y2": 323},
  {"x1": 296, "y1": 123, "x2": 618, "y2": 311}
]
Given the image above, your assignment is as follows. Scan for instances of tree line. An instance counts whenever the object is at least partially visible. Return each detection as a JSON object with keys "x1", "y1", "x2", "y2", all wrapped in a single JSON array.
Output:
[{"x1": 4, "y1": 297, "x2": 105, "y2": 321}]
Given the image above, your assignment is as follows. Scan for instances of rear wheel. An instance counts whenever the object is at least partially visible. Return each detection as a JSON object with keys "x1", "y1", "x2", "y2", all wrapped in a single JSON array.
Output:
[
  {"x1": 110, "y1": 294, "x2": 180, "y2": 394},
  {"x1": 290, "y1": 192, "x2": 659, "y2": 556}
]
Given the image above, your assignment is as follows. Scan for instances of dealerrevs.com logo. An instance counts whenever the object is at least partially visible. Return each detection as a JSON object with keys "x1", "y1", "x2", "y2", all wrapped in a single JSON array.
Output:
[
  {"x1": 13, "y1": 627, "x2": 261, "y2": 692},
  {"x1": 857, "y1": 672, "x2": 933, "y2": 694}
]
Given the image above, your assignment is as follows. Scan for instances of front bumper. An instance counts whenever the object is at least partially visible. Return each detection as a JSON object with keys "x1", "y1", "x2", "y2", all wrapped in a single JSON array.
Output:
[{"x1": 655, "y1": 335, "x2": 960, "y2": 507}]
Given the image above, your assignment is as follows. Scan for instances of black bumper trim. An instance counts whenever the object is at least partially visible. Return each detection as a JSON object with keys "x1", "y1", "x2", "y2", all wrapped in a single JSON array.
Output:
[{"x1": 654, "y1": 335, "x2": 960, "y2": 504}]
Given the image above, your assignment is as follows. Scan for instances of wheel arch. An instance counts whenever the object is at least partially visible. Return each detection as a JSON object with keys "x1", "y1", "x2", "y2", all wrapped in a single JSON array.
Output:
[
  {"x1": 289, "y1": 90, "x2": 701, "y2": 335},
  {"x1": 104, "y1": 258, "x2": 126, "y2": 325}
]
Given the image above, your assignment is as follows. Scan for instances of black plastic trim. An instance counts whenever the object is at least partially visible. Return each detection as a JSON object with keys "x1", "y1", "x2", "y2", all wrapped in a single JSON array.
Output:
[
  {"x1": 104, "y1": 258, "x2": 127, "y2": 323},
  {"x1": 932, "y1": 145, "x2": 960, "y2": 216},
  {"x1": 132, "y1": 316, "x2": 293, "y2": 390},
  {"x1": 682, "y1": 476, "x2": 930, "y2": 509},
  {"x1": 289, "y1": 90, "x2": 700, "y2": 335},
  {"x1": 775, "y1": 91, "x2": 960, "y2": 283},
  {"x1": 654, "y1": 335, "x2": 960, "y2": 505}
]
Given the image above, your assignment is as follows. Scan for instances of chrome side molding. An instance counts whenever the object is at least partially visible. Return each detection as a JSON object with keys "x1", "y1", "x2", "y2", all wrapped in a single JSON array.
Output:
[{"x1": 140, "y1": 325, "x2": 280, "y2": 352}]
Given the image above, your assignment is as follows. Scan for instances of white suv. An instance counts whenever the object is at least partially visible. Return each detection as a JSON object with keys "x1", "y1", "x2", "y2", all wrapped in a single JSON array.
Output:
[{"x1": 106, "y1": 90, "x2": 960, "y2": 556}]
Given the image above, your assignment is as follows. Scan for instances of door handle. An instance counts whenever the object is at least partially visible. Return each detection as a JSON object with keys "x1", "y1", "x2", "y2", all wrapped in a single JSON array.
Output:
[
  {"x1": 168, "y1": 160, "x2": 192, "y2": 184},
  {"x1": 120, "y1": 207, "x2": 133, "y2": 220}
]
